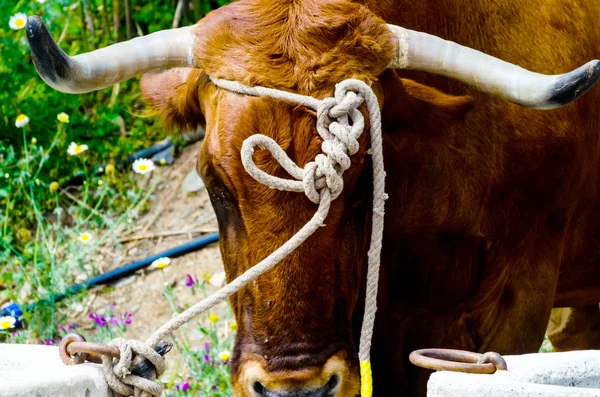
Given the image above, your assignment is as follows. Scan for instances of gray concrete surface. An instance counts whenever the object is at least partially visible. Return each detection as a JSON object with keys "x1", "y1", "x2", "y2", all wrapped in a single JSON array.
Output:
[
  {"x1": 428, "y1": 350, "x2": 600, "y2": 397},
  {"x1": 0, "y1": 343, "x2": 112, "y2": 397}
]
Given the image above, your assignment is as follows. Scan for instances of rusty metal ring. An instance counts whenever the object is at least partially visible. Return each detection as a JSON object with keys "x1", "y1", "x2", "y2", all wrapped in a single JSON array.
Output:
[
  {"x1": 409, "y1": 348, "x2": 508, "y2": 374},
  {"x1": 59, "y1": 333, "x2": 121, "y2": 365},
  {"x1": 67, "y1": 340, "x2": 121, "y2": 364},
  {"x1": 59, "y1": 333, "x2": 89, "y2": 365}
]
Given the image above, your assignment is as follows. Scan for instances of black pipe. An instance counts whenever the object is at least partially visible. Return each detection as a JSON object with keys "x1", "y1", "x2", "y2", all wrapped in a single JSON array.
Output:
[{"x1": 2, "y1": 233, "x2": 219, "y2": 328}]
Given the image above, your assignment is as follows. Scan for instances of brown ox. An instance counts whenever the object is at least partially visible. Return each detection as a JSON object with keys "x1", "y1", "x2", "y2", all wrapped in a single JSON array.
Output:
[{"x1": 26, "y1": 0, "x2": 600, "y2": 396}]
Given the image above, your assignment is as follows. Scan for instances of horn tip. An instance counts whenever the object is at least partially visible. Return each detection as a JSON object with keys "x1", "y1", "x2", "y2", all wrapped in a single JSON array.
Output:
[
  {"x1": 544, "y1": 60, "x2": 600, "y2": 109},
  {"x1": 25, "y1": 15, "x2": 72, "y2": 90},
  {"x1": 26, "y1": 15, "x2": 44, "y2": 36}
]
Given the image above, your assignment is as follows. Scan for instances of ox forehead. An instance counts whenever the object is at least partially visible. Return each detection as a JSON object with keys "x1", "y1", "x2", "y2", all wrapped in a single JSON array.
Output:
[{"x1": 25, "y1": 0, "x2": 600, "y2": 396}]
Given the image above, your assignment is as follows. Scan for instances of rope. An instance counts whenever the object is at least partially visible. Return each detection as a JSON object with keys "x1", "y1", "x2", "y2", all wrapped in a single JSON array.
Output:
[{"x1": 102, "y1": 78, "x2": 386, "y2": 397}]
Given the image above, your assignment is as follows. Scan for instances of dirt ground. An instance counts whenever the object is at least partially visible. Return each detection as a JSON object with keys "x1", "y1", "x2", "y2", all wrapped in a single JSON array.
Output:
[{"x1": 64, "y1": 139, "x2": 232, "y2": 378}]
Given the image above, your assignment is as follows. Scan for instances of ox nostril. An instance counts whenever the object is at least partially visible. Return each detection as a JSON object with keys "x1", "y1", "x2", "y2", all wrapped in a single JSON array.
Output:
[
  {"x1": 324, "y1": 374, "x2": 339, "y2": 392},
  {"x1": 253, "y1": 381, "x2": 265, "y2": 396}
]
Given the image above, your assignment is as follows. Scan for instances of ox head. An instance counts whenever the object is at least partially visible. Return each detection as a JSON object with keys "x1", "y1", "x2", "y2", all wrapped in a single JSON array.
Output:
[{"x1": 26, "y1": 1, "x2": 600, "y2": 396}]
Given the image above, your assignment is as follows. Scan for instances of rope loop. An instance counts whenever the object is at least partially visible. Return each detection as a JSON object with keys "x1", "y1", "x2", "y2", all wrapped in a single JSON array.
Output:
[{"x1": 239, "y1": 79, "x2": 372, "y2": 204}]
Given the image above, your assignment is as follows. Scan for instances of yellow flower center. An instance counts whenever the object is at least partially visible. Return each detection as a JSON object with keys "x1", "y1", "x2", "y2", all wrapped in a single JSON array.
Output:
[
  {"x1": 74, "y1": 145, "x2": 84, "y2": 153},
  {"x1": 220, "y1": 352, "x2": 231, "y2": 361},
  {"x1": 16, "y1": 114, "x2": 27, "y2": 122},
  {"x1": 138, "y1": 164, "x2": 148, "y2": 171},
  {"x1": 156, "y1": 261, "x2": 169, "y2": 269},
  {"x1": 0, "y1": 320, "x2": 14, "y2": 329},
  {"x1": 81, "y1": 234, "x2": 90, "y2": 242},
  {"x1": 58, "y1": 114, "x2": 68, "y2": 122},
  {"x1": 14, "y1": 19, "x2": 25, "y2": 28},
  {"x1": 209, "y1": 313, "x2": 219, "y2": 322}
]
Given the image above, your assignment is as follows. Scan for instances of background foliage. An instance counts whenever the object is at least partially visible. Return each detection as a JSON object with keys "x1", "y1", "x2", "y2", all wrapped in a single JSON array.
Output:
[
  {"x1": 1, "y1": 0, "x2": 228, "y2": 188},
  {"x1": 0, "y1": 0, "x2": 228, "y2": 339}
]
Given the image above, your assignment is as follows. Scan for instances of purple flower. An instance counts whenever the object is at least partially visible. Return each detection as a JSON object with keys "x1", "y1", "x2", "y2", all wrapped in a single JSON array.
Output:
[
  {"x1": 211, "y1": 385, "x2": 217, "y2": 390},
  {"x1": 204, "y1": 342, "x2": 210, "y2": 351},
  {"x1": 57, "y1": 324, "x2": 65, "y2": 331},
  {"x1": 181, "y1": 382, "x2": 190, "y2": 391},
  {"x1": 204, "y1": 354, "x2": 211, "y2": 363},
  {"x1": 44, "y1": 338, "x2": 56, "y2": 345},
  {"x1": 185, "y1": 274, "x2": 196, "y2": 287},
  {"x1": 67, "y1": 323, "x2": 79, "y2": 331},
  {"x1": 124, "y1": 312, "x2": 133, "y2": 325},
  {"x1": 89, "y1": 313, "x2": 107, "y2": 327}
]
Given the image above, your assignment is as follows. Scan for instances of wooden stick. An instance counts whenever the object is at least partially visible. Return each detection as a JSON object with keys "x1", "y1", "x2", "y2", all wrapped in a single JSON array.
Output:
[
  {"x1": 101, "y1": 0, "x2": 111, "y2": 43},
  {"x1": 60, "y1": 189, "x2": 114, "y2": 225},
  {"x1": 125, "y1": 0, "x2": 132, "y2": 39},
  {"x1": 112, "y1": 0, "x2": 121, "y2": 41},
  {"x1": 172, "y1": 0, "x2": 185, "y2": 28},
  {"x1": 81, "y1": 0, "x2": 96, "y2": 43},
  {"x1": 117, "y1": 227, "x2": 217, "y2": 243}
]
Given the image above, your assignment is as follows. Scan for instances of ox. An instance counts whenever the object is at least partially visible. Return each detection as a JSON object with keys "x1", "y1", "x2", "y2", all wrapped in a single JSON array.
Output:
[{"x1": 26, "y1": 0, "x2": 600, "y2": 396}]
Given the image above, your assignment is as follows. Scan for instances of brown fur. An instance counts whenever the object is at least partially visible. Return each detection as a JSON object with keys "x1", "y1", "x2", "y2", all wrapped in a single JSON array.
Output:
[
  {"x1": 547, "y1": 306, "x2": 600, "y2": 351},
  {"x1": 141, "y1": 1, "x2": 600, "y2": 395}
]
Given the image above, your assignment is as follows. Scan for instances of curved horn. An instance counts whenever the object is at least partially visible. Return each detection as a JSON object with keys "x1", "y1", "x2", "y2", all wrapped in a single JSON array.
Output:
[
  {"x1": 26, "y1": 16, "x2": 197, "y2": 94},
  {"x1": 386, "y1": 24, "x2": 600, "y2": 109}
]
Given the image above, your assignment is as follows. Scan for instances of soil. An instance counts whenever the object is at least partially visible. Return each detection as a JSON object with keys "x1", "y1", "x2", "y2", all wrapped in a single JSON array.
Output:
[{"x1": 63, "y1": 139, "x2": 231, "y2": 379}]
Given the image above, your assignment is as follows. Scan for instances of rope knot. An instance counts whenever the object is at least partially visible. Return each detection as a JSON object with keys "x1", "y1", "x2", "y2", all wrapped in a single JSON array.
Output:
[
  {"x1": 240, "y1": 79, "x2": 372, "y2": 205},
  {"x1": 102, "y1": 338, "x2": 168, "y2": 397}
]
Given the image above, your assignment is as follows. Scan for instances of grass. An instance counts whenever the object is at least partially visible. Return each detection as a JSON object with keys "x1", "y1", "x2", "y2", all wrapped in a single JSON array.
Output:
[
  {"x1": 1, "y1": 0, "x2": 236, "y2": 394},
  {"x1": 0, "y1": 120, "x2": 235, "y2": 396}
]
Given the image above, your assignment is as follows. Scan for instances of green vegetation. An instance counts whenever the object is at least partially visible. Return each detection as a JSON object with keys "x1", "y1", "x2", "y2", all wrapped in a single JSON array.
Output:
[{"x1": 1, "y1": 0, "x2": 233, "y2": 395}]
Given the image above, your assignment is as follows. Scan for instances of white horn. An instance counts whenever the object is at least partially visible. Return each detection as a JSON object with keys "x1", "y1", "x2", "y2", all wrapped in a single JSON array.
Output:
[
  {"x1": 387, "y1": 24, "x2": 600, "y2": 109},
  {"x1": 26, "y1": 16, "x2": 197, "y2": 94}
]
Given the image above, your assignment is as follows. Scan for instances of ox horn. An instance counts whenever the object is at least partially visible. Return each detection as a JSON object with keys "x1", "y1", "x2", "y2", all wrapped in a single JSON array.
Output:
[
  {"x1": 25, "y1": 16, "x2": 197, "y2": 94},
  {"x1": 386, "y1": 24, "x2": 600, "y2": 109}
]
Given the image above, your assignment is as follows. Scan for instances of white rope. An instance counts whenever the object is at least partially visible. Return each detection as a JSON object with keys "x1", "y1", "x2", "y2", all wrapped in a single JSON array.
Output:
[{"x1": 102, "y1": 77, "x2": 386, "y2": 397}]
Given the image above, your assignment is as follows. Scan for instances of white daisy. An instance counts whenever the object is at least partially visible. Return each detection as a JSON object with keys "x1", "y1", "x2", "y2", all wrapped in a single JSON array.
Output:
[
  {"x1": 67, "y1": 142, "x2": 88, "y2": 156},
  {"x1": 0, "y1": 316, "x2": 17, "y2": 330},
  {"x1": 219, "y1": 351, "x2": 231, "y2": 361},
  {"x1": 9, "y1": 13, "x2": 27, "y2": 30},
  {"x1": 15, "y1": 114, "x2": 29, "y2": 128},
  {"x1": 57, "y1": 112, "x2": 69, "y2": 123},
  {"x1": 36, "y1": 0, "x2": 47, "y2": 3},
  {"x1": 132, "y1": 158, "x2": 156, "y2": 175},
  {"x1": 151, "y1": 257, "x2": 171, "y2": 269},
  {"x1": 79, "y1": 232, "x2": 93, "y2": 244}
]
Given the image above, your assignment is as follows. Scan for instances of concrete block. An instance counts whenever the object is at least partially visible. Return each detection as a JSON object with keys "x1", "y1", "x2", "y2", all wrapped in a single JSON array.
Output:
[
  {"x1": 0, "y1": 343, "x2": 112, "y2": 397},
  {"x1": 428, "y1": 350, "x2": 600, "y2": 397}
]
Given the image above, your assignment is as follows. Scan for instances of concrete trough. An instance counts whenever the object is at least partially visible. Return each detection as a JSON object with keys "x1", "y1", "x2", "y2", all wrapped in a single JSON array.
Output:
[
  {"x1": 428, "y1": 350, "x2": 600, "y2": 397},
  {"x1": 0, "y1": 343, "x2": 112, "y2": 397},
  {"x1": 2, "y1": 343, "x2": 599, "y2": 397}
]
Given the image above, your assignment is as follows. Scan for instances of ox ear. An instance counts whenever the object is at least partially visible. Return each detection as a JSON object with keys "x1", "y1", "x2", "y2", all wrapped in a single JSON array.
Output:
[
  {"x1": 381, "y1": 72, "x2": 475, "y2": 132},
  {"x1": 140, "y1": 67, "x2": 207, "y2": 132}
]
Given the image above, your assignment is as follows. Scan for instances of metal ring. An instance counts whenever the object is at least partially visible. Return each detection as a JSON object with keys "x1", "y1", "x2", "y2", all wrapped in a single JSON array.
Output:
[
  {"x1": 409, "y1": 348, "x2": 508, "y2": 374},
  {"x1": 67, "y1": 341, "x2": 121, "y2": 364},
  {"x1": 58, "y1": 333, "x2": 121, "y2": 365},
  {"x1": 59, "y1": 333, "x2": 88, "y2": 365}
]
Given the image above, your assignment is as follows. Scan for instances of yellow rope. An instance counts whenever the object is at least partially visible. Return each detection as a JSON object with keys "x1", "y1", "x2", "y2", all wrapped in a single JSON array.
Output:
[{"x1": 360, "y1": 360, "x2": 373, "y2": 397}]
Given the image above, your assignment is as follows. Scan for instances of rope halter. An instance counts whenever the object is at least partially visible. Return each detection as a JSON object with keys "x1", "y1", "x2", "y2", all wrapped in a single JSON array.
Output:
[{"x1": 102, "y1": 78, "x2": 387, "y2": 397}]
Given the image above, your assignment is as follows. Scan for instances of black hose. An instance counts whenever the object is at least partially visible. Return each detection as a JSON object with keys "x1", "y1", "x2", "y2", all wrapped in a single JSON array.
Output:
[{"x1": 2, "y1": 233, "x2": 219, "y2": 328}]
